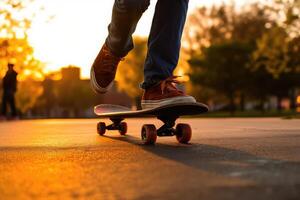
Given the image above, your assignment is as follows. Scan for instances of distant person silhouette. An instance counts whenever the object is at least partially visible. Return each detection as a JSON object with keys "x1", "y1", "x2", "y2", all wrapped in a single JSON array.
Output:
[
  {"x1": 90, "y1": 0, "x2": 196, "y2": 109},
  {"x1": 1, "y1": 63, "x2": 18, "y2": 119}
]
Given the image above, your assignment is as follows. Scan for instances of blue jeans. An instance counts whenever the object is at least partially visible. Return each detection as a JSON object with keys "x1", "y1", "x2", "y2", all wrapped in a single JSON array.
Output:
[{"x1": 106, "y1": 0, "x2": 189, "y2": 89}]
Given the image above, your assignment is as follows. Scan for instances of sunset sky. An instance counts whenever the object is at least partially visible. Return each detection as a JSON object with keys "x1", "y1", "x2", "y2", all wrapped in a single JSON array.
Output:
[{"x1": 28, "y1": 0, "x2": 255, "y2": 78}]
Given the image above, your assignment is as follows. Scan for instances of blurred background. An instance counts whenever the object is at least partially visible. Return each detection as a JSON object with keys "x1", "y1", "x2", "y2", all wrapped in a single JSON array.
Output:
[{"x1": 0, "y1": 0, "x2": 299, "y2": 118}]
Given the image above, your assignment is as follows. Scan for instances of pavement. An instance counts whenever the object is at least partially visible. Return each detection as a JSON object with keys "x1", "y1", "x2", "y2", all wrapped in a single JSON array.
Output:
[{"x1": 0, "y1": 118, "x2": 300, "y2": 200}]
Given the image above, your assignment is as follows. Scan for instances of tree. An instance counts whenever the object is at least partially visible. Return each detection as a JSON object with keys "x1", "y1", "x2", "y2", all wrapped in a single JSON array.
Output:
[
  {"x1": 189, "y1": 42, "x2": 253, "y2": 114},
  {"x1": 55, "y1": 66, "x2": 99, "y2": 117},
  {"x1": 0, "y1": 37, "x2": 44, "y2": 79},
  {"x1": 115, "y1": 37, "x2": 147, "y2": 109},
  {"x1": 252, "y1": 27, "x2": 290, "y2": 78},
  {"x1": 270, "y1": 0, "x2": 300, "y2": 38},
  {"x1": 252, "y1": 26, "x2": 300, "y2": 111},
  {"x1": 16, "y1": 78, "x2": 43, "y2": 115},
  {"x1": 287, "y1": 36, "x2": 300, "y2": 109},
  {"x1": 0, "y1": 0, "x2": 46, "y2": 114},
  {"x1": 184, "y1": 3, "x2": 272, "y2": 55},
  {"x1": 35, "y1": 74, "x2": 58, "y2": 117},
  {"x1": 0, "y1": 0, "x2": 44, "y2": 78},
  {"x1": 185, "y1": 1, "x2": 300, "y2": 112},
  {"x1": 185, "y1": 3, "x2": 278, "y2": 111},
  {"x1": 0, "y1": 0, "x2": 32, "y2": 37}
]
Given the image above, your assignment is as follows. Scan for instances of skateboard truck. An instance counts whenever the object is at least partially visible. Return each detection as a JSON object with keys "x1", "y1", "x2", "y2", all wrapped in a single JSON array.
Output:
[
  {"x1": 156, "y1": 115, "x2": 178, "y2": 137},
  {"x1": 106, "y1": 118, "x2": 124, "y2": 130},
  {"x1": 97, "y1": 118, "x2": 127, "y2": 136}
]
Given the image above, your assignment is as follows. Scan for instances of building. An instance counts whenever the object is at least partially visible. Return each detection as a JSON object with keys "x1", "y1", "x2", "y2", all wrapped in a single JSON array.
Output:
[{"x1": 36, "y1": 66, "x2": 131, "y2": 118}]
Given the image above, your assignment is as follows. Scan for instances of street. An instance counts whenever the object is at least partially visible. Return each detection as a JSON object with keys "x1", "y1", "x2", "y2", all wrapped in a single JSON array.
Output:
[{"x1": 0, "y1": 118, "x2": 300, "y2": 199}]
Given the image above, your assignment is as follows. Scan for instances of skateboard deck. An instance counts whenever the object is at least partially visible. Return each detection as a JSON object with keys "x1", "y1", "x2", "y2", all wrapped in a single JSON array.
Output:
[
  {"x1": 94, "y1": 102, "x2": 209, "y2": 145},
  {"x1": 94, "y1": 102, "x2": 208, "y2": 119}
]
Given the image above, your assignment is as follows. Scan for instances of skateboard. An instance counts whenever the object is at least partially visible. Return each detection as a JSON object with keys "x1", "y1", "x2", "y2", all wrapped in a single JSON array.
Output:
[{"x1": 94, "y1": 102, "x2": 209, "y2": 144}]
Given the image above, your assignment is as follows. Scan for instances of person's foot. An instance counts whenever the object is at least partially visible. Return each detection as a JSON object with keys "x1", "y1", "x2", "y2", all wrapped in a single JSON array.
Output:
[
  {"x1": 90, "y1": 44, "x2": 123, "y2": 94},
  {"x1": 141, "y1": 76, "x2": 196, "y2": 109}
]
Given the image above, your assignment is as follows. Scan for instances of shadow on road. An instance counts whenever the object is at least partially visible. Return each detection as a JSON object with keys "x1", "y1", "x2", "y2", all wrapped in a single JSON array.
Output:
[{"x1": 103, "y1": 134, "x2": 300, "y2": 184}]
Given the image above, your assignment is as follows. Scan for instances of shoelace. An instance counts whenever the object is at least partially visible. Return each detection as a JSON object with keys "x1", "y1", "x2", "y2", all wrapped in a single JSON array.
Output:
[{"x1": 160, "y1": 76, "x2": 184, "y2": 94}]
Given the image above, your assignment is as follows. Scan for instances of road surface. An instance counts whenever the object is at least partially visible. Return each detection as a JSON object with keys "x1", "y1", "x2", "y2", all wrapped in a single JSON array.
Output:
[{"x1": 0, "y1": 118, "x2": 300, "y2": 199}]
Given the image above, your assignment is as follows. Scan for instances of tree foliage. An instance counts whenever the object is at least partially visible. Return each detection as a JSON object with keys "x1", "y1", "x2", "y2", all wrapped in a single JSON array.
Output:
[
  {"x1": 0, "y1": 0, "x2": 43, "y2": 79},
  {"x1": 115, "y1": 37, "x2": 147, "y2": 107},
  {"x1": 252, "y1": 0, "x2": 300, "y2": 78},
  {"x1": 186, "y1": 1, "x2": 300, "y2": 112},
  {"x1": 271, "y1": 0, "x2": 300, "y2": 37},
  {"x1": 190, "y1": 42, "x2": 253, "y2": 112},
  {"x1": 16, "y1": 78, "x2": 43, "y2": 114},
  {"x1": 252, "y1": 27, "x2": 290, "y2": 78},
  {"x1": 0, "y1": 0, "x2": 33, "y2": 38},
  {"x1": 184, "y1": 3, "x2": 271, "y2": 55},
  {"x1": 0, "y1": 0, "x2": 45, "y2": 114}
]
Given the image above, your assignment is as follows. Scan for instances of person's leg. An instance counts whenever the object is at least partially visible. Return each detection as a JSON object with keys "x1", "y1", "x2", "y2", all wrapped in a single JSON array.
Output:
[
  {"x1": 106, "y1": 0, "x2": 151, "y2": 57},
  {"x1": 1, "y1": 92, "x2": 7, "y2": 116},
  {"x1": 142, "y1": 0, "x2": 189, "y2": 89},
  {"x1": 8, "y1": 92, "x2": 17, "y2": 117},
  {"x1": 91, "y1": 0, "x2": 150, "y2": 94},
  {"x1": 141, "y1": 0, "x2": 196, "y2": 109}
]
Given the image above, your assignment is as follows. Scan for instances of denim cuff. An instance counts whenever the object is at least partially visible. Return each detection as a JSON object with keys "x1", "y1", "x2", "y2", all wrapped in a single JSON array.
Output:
[
  {"x1": 105, "y1": 39, "x2": 131, "y2": 58},
  {"x1": 140, "y1": 77, "x2": 163, "y2": 90}
]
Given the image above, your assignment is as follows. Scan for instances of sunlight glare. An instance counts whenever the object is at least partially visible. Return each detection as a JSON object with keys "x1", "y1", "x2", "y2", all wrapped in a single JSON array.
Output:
[{"x1": 28, "y1": 0, "x2": 253, "y2": 78}]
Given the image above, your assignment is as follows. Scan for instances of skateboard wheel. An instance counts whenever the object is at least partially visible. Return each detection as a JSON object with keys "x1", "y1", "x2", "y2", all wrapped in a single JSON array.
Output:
[
  {"x1": 97, "y1": 122, "x2": 106, "y2": 136},
  {"x1": 119, "y1": 122, "x2": 127, "y2": 135},
  {"x1": 141, "y1": 124, "x2": 157, "y2": 145},
  {"x1": 175, "y1": 123, "x2": 192, "y2": 144}
]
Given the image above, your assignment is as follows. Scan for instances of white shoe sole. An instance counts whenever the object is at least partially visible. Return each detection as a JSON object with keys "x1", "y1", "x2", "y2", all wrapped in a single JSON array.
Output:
[
  {"x1": 141, "y1": 96, "x2": 196, "y2": 109},
  {"x1": 90, "y1": 67, "x2": 113, "y2": 94}
]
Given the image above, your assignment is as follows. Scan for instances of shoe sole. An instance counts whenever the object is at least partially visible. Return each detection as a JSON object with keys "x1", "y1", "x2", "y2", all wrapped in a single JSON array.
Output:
[
  {"x1": 90, "y1": 66, "x2": 113, "y2": 94},
  {"x1": 141, "y1": 96, "x2": 196, "y2": 109}
]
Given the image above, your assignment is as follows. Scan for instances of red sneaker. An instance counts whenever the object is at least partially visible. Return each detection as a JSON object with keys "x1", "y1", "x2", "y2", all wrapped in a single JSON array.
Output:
[
  {"x1": 90, "y1": 44, "x2": 123, "y2": 93},
  {"x1": 141, "y1": 76, "x2": 196, "y2": 109}
]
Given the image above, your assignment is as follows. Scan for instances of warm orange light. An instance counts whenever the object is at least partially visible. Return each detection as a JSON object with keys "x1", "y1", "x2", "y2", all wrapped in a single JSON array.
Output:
[
  {"x1": 18, "y1": 69, "x2": 44, "y2": 81},
  {"x1": 27, "y1": 0, "x2": 239, "y2": 78},
  {"x1": 297, "y1": 96, "x2": 300, "y2": 104},
  {"x1": 297, "y1": 96, "x2": 300, "y2": 113},
  {"x1": 175, "y1": 68, "x2": 190, "y2": 82}
]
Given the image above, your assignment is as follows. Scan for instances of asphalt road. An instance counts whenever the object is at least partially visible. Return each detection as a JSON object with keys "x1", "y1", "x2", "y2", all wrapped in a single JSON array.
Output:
[{"x1": 0, "y1": 118, "x2": 300, "y2": 200}]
